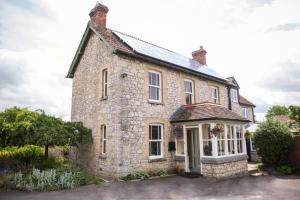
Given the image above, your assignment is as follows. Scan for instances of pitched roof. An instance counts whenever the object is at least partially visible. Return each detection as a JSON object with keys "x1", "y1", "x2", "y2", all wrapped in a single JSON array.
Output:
[
  {"x1": 239, "y1": 95, "x2": 255, "y2": 107},
  {"x1": 170, "y1": 102, "x2": 250, "y2": 123},
  {"x1": 273, "y1": 115, "x2": 292, "y2": 123},
  {"x1": 226, "y1": 76, "x2": 240, "y2": 88},
  {"x1": 67, "y1": 23, "x2": 229, "y2": 85}
]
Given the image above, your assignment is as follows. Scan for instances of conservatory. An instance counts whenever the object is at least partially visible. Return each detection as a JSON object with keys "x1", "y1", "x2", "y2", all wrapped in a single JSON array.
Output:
[{"x1": 171, "y1": 103, "x2": 250, "y2": 178}]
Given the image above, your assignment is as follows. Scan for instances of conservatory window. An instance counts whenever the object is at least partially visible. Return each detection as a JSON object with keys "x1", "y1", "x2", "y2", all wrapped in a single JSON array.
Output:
[
  {"x1": 227, "y1": 125, "x2": 235, "y2": 155},
  {"x1": 236, "y1": 126, "x2": 243, "y2": 154},
  {"x1": 202, "y1": 124, "x2": 212, "y2": 156}
]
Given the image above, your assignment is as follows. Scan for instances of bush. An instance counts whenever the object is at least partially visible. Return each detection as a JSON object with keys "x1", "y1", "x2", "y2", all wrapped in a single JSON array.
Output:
[
  {"x1": 276, "y1": 165, "x2": 295, "y2": 175},
  {"x1": 0, "y1": 145, "x2": 44, "y2": 170},
  {"x1": 254, "y1": 119, "x2": 293, "y2": 167},
  {"x1": 157, "y1": 169, "x2": 168, "y2": 177},
  {"x1": 120, "y1": 171, "x2": 150, "y2": 181}
]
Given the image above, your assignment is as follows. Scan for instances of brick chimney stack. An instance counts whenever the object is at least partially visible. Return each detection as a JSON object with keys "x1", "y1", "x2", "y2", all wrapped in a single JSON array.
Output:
[
  {"x1": 192, "y1": 46, "x2": 207, "y2": 65},
  {"x1": 89, "y1": 3, "x2": 109, "y2": 31}
]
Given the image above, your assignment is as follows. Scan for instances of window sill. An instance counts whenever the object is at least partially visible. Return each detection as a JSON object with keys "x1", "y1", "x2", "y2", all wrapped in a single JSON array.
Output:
[
  {"x1": 101, "y1": 96, "x2": 108, "y2": 101},
  {"x1": 148, "y1": 158, "x2": 166, "y2": 163},
  {"x1": 148, "y1": 100, "x2": 164, "y2": 105},
  {"x1": 99, "y1": 155, "x2": 107, "y2": 160}
]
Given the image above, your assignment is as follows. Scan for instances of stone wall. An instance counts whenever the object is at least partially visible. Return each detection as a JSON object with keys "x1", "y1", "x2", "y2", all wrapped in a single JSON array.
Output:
[
  {"x1": 232, "y1": 102, "x2": 254, "y2": 122},
  {"x1": 202, "y1": 159, "x2": 248, "y2": 178},
  {"x1": 71, "y1": 29, "x2": 251, "y2": 179}
]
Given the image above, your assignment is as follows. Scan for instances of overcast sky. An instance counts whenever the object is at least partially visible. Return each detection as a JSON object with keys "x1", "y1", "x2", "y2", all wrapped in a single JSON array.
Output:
[{"x1": 0, "y1": 0, "x2": 300, "y2": 121}]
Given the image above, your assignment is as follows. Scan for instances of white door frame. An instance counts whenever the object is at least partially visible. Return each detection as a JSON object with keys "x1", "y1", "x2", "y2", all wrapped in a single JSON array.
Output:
[{"x1": 184, "y1": 125, "x2": 201, "y2": 173}]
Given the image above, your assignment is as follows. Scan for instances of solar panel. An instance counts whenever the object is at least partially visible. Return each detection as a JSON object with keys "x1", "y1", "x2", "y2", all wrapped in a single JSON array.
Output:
[{"x1": 113, "y1": 31, "x2": 225, "y2": 80}]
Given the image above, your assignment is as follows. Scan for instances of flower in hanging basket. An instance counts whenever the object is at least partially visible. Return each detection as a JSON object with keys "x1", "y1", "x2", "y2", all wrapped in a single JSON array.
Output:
[{"x1": 210, "y1": 124, "x2": 224, "y2": 136}]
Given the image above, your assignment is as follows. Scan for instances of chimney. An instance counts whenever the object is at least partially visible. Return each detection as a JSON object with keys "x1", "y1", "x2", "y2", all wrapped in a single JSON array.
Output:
[
  {"x1": 192, "y1": 46, "x2": 207, "y2": 65},
  {"x1": 89, "y1": 3, "x2": 109, "y2": 31}
]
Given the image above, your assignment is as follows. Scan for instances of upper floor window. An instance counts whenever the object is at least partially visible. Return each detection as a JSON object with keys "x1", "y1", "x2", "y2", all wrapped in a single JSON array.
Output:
[
  {"x1": 231, "y1": 89, "x2": 238, "y2": 102},
  {"x1": 102, "y1": 69, "x2": 108, "y2": 98},
  {"x1": 149, "y1": 71, "x2": 161, "y2": 102},
  {"x1": 184, "y1": 80, "x2": 194, "y2": 104},
  {"x1": 211, "y1": 86, "x2": 219, "y2": 103},
  {"x1": 101, "y1": 125, "x2": 107, "y2": 154},
  {"x1": 242, "y1": 107, "x2": 248, "y2": 118},
  {"x1": 149, "y1": 124, "x2": 163, "y2": 159}
]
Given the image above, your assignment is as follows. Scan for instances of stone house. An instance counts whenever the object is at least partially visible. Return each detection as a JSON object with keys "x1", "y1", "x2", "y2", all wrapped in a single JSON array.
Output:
[{"x1": 67, "y1": 3, "x2": 255, "y2": 179}]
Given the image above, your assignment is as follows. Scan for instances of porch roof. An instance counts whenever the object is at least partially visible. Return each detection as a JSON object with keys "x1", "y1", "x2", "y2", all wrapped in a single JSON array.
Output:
[{"x1": 170, "y1": 102, "x2": 250, "y2": 123}]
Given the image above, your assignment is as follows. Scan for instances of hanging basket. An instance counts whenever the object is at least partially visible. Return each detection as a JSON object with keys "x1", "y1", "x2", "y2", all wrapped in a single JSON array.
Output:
[{"x1": 210, "y1": 124, "x2": 224, "y2": 137}]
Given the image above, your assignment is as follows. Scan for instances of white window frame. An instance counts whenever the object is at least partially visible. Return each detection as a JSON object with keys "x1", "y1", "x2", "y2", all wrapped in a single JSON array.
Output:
[
  {"x1": 242, "y1": 107, "x2": 248, "y2": 118},
  {"x1": 102, "y1": 69, "x2": 108, "y2": 98},
  {"x1": 175, "y1": 137, "x2": 185, "y2": 156},
  {"x1": 231, "y1": 89, "x2": 238, "y2": 102},
  {"x1": 101, "y1": 125, "x2": 107, "y2": 154},
  {"x1": 202, "y1": 124, "x2": 246, "y2": 158},
  {"x1": 148, "y1": 71, "x2": 162, "y2": 103},
  {"x1": 149, "y1": 124, "x2": 164, "y2": 159},
  {"x1": 211, "y1": 86, "x2": 219, "y2": 103},
  {"x1": 184, "y1": 79, "x2": 194, "y2": 104}
]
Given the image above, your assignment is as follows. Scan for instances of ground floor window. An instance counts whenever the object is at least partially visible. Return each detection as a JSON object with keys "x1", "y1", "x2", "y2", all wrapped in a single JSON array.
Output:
[
  {"x1": 101, "y1": 125, "x2": 107, "y2": 154},
  {"x1": 175, "y1": 131, "x2": 184, "y2": 156},
  {"x1": 201, "y1": 123, "x2": 245, "y2": 157},
  {"x1": 149, "y1": 124, "x2": 163, "y2": 159}
]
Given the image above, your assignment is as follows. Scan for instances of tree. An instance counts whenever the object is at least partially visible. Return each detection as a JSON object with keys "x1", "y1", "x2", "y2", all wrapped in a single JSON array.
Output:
[
  {"x1": 266, "y1": 105, "x2": 290, "y2": 119},
  {"x1": 0, "y1": 107, "x2": 92, "y2": 158},
  {"x1": 289, "y1": 105, "x2": 300, "y2": 127},
  {"x1": 254, "y1": 119, "x2": 293, "y2": 167}
]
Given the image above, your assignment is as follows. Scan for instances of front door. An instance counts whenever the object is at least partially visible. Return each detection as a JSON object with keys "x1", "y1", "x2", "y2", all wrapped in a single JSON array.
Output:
[{"x1": 187, "y1": 128, "x2": 201, "y2": 172}]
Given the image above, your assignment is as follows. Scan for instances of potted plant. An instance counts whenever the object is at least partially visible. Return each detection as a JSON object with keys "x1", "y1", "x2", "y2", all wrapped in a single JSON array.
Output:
[{"x1": 210, "y1": 124, "x2": 224, "y2": 137}]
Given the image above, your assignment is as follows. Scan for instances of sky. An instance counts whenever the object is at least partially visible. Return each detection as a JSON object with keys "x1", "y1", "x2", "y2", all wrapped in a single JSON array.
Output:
[{"x1": 0, "y1": 0, "x2": 300, "y2": 121}]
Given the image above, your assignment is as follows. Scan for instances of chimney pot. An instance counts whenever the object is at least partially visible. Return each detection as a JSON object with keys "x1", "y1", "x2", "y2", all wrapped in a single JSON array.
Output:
[
  {"x1": 192, "y1": 46, "x2": 207, "y2": 65},
  {"x1": 89, "y1": 3, "x2": 109, "y2": 31}
]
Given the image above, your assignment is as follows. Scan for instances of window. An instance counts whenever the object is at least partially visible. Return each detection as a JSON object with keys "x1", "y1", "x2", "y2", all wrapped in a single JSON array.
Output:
[
  {"x1": 250, "y1": 136, "x2": 256, "y2": 151},
  {"x1": 102, "y1": 69, "x2": 108, "y2": 98},
  {"x1": 217, "y1": 129, "x2": 226, "y2": 156},
  {"x1": 211, "y1": 86, "x2": 219, "y2": 103},
  {"x1": 149, "y1": 124, "x2": 163, "y2": 159},
  {"x1": 175, "y1": 134, "x2": 184, "y2": 156},
  {"x1": 236, "y1": 126, "x2": 243, "y2": 154},
  {"x1": 242, "y1": 107, "x2": 248, "y2": 118},
  {"x1": 202, "y1": 124, "x2": 212, "y2": 156},
  {"x1": 149, "y1": 71, "x2": 161, "y2": 102},
  {"x1": 101, "y1": 125, "x2": 107, "y2": 154},
  {"x1": 227, "y1": 125, "x2": 235, "y2": 155},
  {"x1": 231, "y1": 89, "x2": 238, "y2": 102},
  {"x1": 202, "y1": 124, "x2": 245, "y2": 158},
  {"x1": 184, "y1": 80, "x2": 194, "y2": 104}
]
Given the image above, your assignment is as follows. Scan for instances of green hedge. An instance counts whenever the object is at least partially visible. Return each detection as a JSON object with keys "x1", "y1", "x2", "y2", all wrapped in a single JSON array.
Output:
[
  {"x1": 254, "y1": 119, "x2": 293, "y2": 167},
  {"x1": 0, "y1": 145, "x2": 44, "y2": 170}
]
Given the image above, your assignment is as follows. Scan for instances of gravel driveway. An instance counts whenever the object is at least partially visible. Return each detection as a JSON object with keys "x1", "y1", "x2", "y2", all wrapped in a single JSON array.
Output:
[{"x1": 1, "y1": 175, "x2": 300, "y2": 200}]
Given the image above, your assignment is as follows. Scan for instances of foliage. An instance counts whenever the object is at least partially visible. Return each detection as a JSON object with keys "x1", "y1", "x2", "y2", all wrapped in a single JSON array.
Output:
[
  {"x1": 289, "y1": 105, "x2": 300, "y2": 129},
  {"x1": 254, "y1": 119, "x2": 293, "y2": 167},
  {"x1": 0, "y1": 145, "x2": 44, "y2": 170},
  {"x1": 276, "y1": 164, "x2": 295, "y2": 175},
  {"x1": 120, "y1": 171, "x2": 150, "y2": 181},
  {"x1": 266, "y1": 105, "x2": 290, "y2": 119},
  {"x1": 157, "y1": 169, "x2": 168, "y2": 177},
  {"x1": 0, "y1": 107, "x2": 92, "y2": 158},
  {"x1": 14, "y1": 168, "x2": 79, "y2": 191}
]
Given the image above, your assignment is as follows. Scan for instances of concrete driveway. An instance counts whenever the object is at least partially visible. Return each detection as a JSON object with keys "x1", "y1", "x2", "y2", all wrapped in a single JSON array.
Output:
[{"x1": 1, "y1": 175, "x2": 300, "y2": 200}]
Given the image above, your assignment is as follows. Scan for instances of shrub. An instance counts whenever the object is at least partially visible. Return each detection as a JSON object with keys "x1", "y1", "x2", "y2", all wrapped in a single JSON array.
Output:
[
  {"x1": 254, "y1": 119, "x2": 293, "y2": 167},
  {"x1": 13, "y1": 166, "x2": 103, "y2": 191},
  {"x1": 276, "y1": 165, "x2": 295, "y2": 175},
  {"x1": 157, "y1": 169, "x2": 168, "y2": 177},
  {"x1": 0, "y1": 145, "x2": 44, "y2": 170},
  {"x1": 120, "y1": 171, "x2": 150, "y2": 181}
]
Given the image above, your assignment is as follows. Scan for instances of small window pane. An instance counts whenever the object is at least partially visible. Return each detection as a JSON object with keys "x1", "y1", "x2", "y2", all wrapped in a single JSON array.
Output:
[
  {"x1": 203, "y1": 141, "x2": 212, "y2": 156},
  {"x1": 176, "y1": 140, "x2": 184, "y2": 155},
  {"x1": 149, "y1": 86, "x2": 159, "y2": 100}
]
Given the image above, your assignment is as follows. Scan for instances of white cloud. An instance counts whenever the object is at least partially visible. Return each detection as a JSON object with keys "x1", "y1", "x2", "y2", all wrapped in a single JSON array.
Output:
[{"x1": 0, "y1": 0, "x2": 300, "y2": 121}]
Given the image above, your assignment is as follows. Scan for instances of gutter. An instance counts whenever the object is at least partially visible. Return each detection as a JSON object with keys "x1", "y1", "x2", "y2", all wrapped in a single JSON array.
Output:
[{"x1": 170, "y1": 117, "x2": 251, "y2": 123}]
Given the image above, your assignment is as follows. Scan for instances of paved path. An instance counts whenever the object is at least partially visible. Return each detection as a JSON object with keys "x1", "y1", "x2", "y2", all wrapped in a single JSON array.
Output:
[{"x1": 1, "y1": 175, "x2": 300, "y2": 200}]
